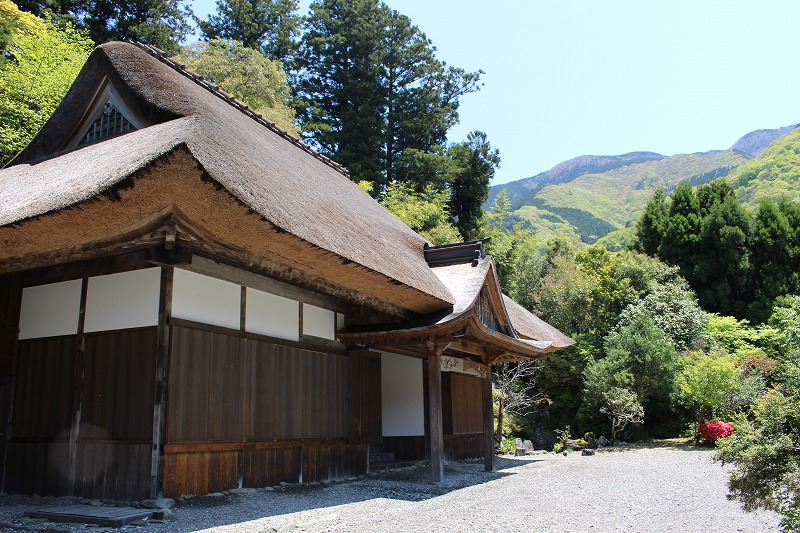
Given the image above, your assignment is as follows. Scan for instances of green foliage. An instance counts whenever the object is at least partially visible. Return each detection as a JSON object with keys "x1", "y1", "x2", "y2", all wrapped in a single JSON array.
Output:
[
  {"x1": 21, "y1": 0, "x2": 192, "y2": 53},
  {"x1": 678, "y1": 350, "x2": 742, "y2": 429},
  {"x1": 728, "y1": 125, "x2": 800, "y2": 205},
  {"x1": 717, "y1": 386, "x2": 800, "y2": 531},
  {"x1": 506, "y1": 150, "x2": 748, "y2": 248},
  {"x1": 448, "y1": 131, "x2": 500, "y2": 240},
  {"x1": 715, "y1": 294, "x2": 800, "y2": 531},
  {"x1": 176, "y1": 39, "x2": 297, "y2": 134},
  {"x1": 601, "y1": 386, "x2": 644, "y2": 443},
  {"x1": 748, "y1": 200, "x2": 800, "y2": 323},
  {"x1": 483, "y1": 189, "x2": 533, "y2": 295},
  {"x1": 582, "y1": 313, "x2": 679, "y2": 435},
  {"x1": 552, "y1": 425, "x2": 571, "y2": 453},
  {"x1": 0, "y1": 0, "x2": 93, "y2": 165},
  {"x1": 631, "y1": 179, "x2": 800, "y2": 324},
  {"x1": 381, "y1": 180, "x2": 461, "y2": 245},
  {"x1": 196, "y1": 0, "x2": 300, "y2": 61},
  {"x1": 295, "y1": 0, "x2": 481, "y2": 195},
  {"x1": 633, "y1": 188, "x2": 668, "y2": 255},
  {"x1": 616, "y1": 282, "x2": 708, "y2": 353}
]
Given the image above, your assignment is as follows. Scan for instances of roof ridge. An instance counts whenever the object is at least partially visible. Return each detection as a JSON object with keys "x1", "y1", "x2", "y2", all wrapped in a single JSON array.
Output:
[{"x1": 128, "y1": 41, "x2": 350, "y2": 178}]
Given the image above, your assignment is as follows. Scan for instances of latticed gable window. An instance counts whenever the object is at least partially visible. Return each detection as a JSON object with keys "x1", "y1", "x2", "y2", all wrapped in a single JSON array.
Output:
[{"x1": 79, "y1": 101, "x2": 136, "y2": 146}]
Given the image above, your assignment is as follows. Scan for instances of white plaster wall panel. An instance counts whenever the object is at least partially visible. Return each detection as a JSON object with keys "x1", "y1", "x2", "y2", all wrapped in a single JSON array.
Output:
[
  {"x1": 84, "y1": 268, "x2": 161, "y2": 333},
  {"x1": 172, "y1": 268, "x2": 240, "y2": 330},
  {"x1": 245, "y1": 288, "x2": 299, "y2": 341},
  {"x1": 381, "y1": 352, "x2": 425, "y2": 436},
  {"x1": 302, "y1": 304, "x2": 335, "y2": 340},
  {"x1": 19, "y1": 279, "x2": 82, "y2": 340}
]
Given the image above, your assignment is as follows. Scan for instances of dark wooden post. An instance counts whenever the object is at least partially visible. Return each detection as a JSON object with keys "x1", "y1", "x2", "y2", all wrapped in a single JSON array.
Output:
[
  {"x1": 150, "y1": 266, "x2": 174, "y2": 498},
  {"x1": 483, "y1": 363, "x2": 495, "y2": 472},
  {"x1": 426, "y1": 349, "x2": 444, "y2": 482},
  {"x1": 67, "y1": 277, "x2": 89, "y2": 496}
]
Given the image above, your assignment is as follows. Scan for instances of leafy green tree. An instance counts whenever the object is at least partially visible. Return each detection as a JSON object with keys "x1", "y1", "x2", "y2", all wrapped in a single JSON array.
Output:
[
  {"x1": 484, "y1": 189, "x2": 534, "y2": 296},
  {"x1": 448, "y1": 130, "x2": 499, "y2": 240},
  {"x1": 616, "y1": 282, "x2": 708, "y2": 353},
  {"x1": 177, "y1": 39, "x2": 297, "y2": 134},
  {"x1": 381, "y1": 180, "x2": 461, "y2": 245},
  {"x1": 769, "y1": 295, "x2": 800, "y2": 353},
  {"x1": 601, "y1": 387, "x2": 644, "y2": 444},
  {"x1": 582, "y1": 313, "x2": 679, "y2": 435},
  {"x1": 678, "y1": 350, "x2": 742, "y2": 430},
  {"x1": 0, "y1": 0, "x2": 93, "y2": 165},
  {"x1": 716, "y1": 296, "x2": 800, "y2": 531},
  {"x1": 196, "y1": 0, "x2": 300, "y2": 62}
]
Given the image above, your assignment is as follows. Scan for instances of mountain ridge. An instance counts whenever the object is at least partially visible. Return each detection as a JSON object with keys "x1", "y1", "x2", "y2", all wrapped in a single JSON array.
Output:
[{"x1": 489, "y1": 123, "x2": 799, "y2": 248}]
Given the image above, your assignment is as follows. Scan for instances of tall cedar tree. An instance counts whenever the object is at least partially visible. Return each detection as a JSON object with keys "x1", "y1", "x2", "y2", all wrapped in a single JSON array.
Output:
[
  {"x1": 295, "y1": 0, "x2": 481, "y2": 195},
  {"x1": 17, "y1": 0, "x2": 191, "y2": 53},
  {"x1": 633, "y1": 180, "x2": 800, "y2": 323},
  {"x1": 196, "y1": 0, "x2": 300, "y2": 62},
  {"x1": 694, "y1": 182, "x2": 750, "y2": 317},
  {"x1": 448, "y1": 131, "x2": 500, "y2": 240}
]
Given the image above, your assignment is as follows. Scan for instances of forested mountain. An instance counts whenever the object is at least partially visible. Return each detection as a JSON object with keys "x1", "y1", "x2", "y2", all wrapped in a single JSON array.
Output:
[
  {"x1": 485, "y1": 151, "x2": 665, "y2": 208},
  {"x1": 490, "y1": 124, "x2": 798, "y2": 246}
]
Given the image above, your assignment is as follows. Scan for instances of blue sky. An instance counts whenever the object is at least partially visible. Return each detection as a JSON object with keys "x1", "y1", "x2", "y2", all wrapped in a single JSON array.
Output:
[{"x1": 191, "y1": 0, "x2": 800, "y2": 185}]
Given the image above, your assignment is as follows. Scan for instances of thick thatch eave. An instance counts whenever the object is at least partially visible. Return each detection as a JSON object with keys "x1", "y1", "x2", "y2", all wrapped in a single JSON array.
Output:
[{"x1": 1, "y1": 41, "x2": 454, "y2": 311}]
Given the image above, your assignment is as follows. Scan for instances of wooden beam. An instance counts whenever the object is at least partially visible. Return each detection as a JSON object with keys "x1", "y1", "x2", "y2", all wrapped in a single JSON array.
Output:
[
  {"x1": 427, "y1": 349, "x2": 444, "y2": 482},
  {"x1": 483, "y1": 363, "x2": 495, "y2": 472}
]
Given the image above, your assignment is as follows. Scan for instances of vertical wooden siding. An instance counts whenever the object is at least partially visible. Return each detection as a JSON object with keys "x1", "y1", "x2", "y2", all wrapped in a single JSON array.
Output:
[
  {"x1": 6, "y1": 329, "x2": 156, "y2": 500},
  {"x1": 450, "y1": 374, "x2": 483, "y2": 434},
  {"x1": 164, "y1": 325, "x2": 363, "y2": 496}
]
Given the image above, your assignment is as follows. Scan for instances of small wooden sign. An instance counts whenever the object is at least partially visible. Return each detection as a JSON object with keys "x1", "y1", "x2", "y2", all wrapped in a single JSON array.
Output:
[{"x1": 440, "y1": 355, "x2": 487, "y2": 378}]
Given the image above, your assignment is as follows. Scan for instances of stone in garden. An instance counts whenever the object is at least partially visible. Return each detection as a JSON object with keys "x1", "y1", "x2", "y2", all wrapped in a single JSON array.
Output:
[
  {"x1": 523, "y1": 440, "x2": 534, "y2": 453},
  {"x1": 581, "y1": 449, "x2": 595, "y2": 456},
  {"x1": 141, "y1": 498, "x2": 176, "y2": 509},
  {"x1": 597, "y1": 436, "x2": 609, "y2": 447},
  {"x1": 583, "y1": 432, "x2": 597, "y2": 449}
]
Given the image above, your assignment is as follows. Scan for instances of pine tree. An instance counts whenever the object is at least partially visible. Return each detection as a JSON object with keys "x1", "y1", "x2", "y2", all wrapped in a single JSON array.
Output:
[{"x1": 196, "y1": 0, "x2": 299, "y2": 62}]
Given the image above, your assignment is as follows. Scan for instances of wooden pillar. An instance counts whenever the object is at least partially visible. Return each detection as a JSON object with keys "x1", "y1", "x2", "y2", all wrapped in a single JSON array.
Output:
[
  {"x1": 483, "y1": 364, "x2": 495, "y2": 472},
  {"x1": 426, "y1": 350, "x2": 444, "y2": 482},
  {"x1": 150, "y1": 266, "x2": 174, "y2": 498},
  {"x1": 67, "y1": 277, "x2": 89, "y2": 496}
]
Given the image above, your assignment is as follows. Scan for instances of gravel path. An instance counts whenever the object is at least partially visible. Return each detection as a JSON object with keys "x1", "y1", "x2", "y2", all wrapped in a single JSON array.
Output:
[{"x1": 0, "y1": 444, "x2": 782, "y2": 532}]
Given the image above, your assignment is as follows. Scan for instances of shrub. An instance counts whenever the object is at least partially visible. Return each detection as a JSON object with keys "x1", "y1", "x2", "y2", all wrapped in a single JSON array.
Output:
[{"x1": 697, "y1": 420, "x2": 734, "y2": 445}]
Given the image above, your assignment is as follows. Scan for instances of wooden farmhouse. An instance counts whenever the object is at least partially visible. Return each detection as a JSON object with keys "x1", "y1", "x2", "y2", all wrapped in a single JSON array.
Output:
[{"x1": 0, "y1": 42, "x2": 573, "y2": 501}]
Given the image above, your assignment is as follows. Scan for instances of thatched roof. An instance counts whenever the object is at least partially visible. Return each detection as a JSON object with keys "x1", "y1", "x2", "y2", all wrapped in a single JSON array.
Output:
[
  {"x1": 338, "y1": 253, "x2": 575, "y2": 361},
  {"x1": 0, "y1": 42, "x2": 454, "y2": 313}
]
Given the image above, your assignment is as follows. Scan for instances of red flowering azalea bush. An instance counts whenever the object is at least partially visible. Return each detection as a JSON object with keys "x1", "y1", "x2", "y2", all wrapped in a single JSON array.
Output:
[{"x1": 697, "y1": 420, "x2": 734, "y2": 445}]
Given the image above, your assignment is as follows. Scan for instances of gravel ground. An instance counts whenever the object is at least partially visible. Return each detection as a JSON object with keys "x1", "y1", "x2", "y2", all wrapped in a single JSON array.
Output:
[{"x1": 0, "y1": 443, "x2": 782, "y2": 532}]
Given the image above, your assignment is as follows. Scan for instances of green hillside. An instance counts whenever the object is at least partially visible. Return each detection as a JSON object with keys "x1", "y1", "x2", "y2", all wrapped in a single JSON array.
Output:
[
  {"x1": 726, "y1": 126, "x2": 800, "y2": 205},
  {"x1": 505, "y1": 150, "x2": 748, "y2": 244}
]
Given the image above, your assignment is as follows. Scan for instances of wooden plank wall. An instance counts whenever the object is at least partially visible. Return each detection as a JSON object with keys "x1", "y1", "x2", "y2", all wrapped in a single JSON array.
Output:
[
  {"x1": 164, "y1": 325, "x2": 366, "y2": 496},
  {"x1": 444, "y1": 434, "x2": 484, "y2": 462},
  {"x1": 450, "y1": 374, "x2": 483, "y2": 434},
  {"x1": 6, "y1": 329, "x2": 156, "y2": 500}
]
